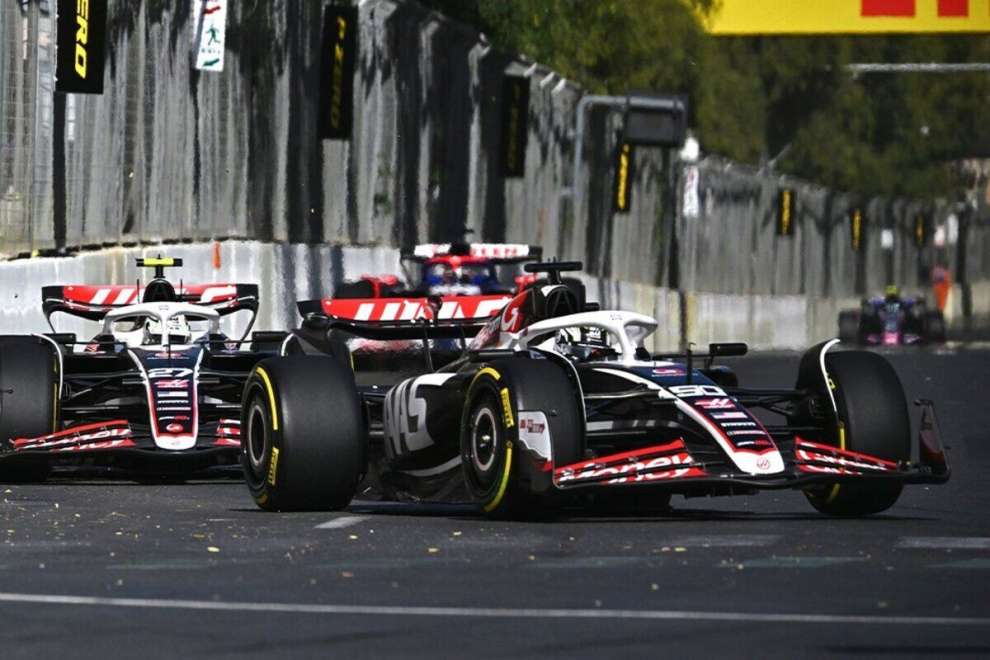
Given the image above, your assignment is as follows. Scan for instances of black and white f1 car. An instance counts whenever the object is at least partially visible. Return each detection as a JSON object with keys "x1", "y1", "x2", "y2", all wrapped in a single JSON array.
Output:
[
  {"x1": 241, "y1": 262, "x2": 950, "y2": 517},
  {"x1": 0, "y1": 257, "x2": 284, "y2": 482}
]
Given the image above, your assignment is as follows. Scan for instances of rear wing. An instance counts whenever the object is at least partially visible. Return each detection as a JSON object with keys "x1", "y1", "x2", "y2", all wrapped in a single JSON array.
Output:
[
  {"x1": 42, "y1": 283, "x2": 260, "y2": 322},
  {"x1": 402, "y1": 243, "x2": 542, "y2": 264},
  {"x1": 296, "y1": 294, "x2": 511, "y2": 339}
]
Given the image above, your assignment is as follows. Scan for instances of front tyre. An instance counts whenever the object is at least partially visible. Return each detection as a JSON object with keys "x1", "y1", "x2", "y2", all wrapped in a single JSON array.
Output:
[
  {"x1": 461, "y1": 359, "x2": 583, "y2": 519},
  {"x1": 0, "y1": 336, "x2": 58, "y2": 483},
  {"x1": 241, "y1": 356, "x2": 366, "y2": 511},
  {"x1": 804, "y1": 351, "x2": 910, "y2": 517}
]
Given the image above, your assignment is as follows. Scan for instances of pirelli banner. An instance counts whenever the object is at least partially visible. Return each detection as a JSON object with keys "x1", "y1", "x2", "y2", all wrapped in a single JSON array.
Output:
[
  {"x1": 499, "y1": 75, "x2": 530, "y2": 178},
  {"x1": 319, "y1": 5, "x2": 358, "y2": 141},
  {"x1": 850, "y1": 208, "x2": 865, "y2": 252},
  {"x1": 703, "y1": 0, "x2": 990, "y2": 34},
  {"x1": 613, "y1": 141, "x2": 634, "y2": 214},
  {"x1": 777, "y1": 188, "x2": 795, "y2": 237},
  {"x1": 56, "y1": 0, "x2": 108, "y2": 94}
]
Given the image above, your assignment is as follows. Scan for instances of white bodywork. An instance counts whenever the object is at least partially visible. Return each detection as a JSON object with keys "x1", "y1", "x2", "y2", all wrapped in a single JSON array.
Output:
[{"x1": 498, "y1": 310, "x2": 785, "y2": 476}]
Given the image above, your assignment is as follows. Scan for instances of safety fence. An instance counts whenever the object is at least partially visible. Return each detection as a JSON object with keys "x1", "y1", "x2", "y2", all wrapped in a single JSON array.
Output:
[{"x1": 1, "y1": 0, "x2": 989, "y2": 311}]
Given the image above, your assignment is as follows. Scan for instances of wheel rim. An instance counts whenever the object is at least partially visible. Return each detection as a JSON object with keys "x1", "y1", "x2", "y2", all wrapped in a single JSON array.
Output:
[
  {"x1": 471, "y1": 406, "x2": 498, "y2": 475},
  {"x1": 246, "y1": 396, "x2": 270, "y2": 478}
]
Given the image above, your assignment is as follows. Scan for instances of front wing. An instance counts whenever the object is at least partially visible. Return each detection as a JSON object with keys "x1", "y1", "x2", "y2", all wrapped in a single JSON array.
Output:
[{"x1": 550, "y1": 401, "x2": 949, "y2": 492}]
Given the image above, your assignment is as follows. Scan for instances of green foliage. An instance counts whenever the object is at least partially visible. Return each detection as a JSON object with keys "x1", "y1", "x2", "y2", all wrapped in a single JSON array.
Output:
[{"x1": 417, "y1": 0, "x2": 990, "y2": 199}]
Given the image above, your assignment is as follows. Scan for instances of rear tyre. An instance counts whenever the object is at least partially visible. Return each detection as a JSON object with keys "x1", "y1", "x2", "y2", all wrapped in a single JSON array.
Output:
[
  {"x1": 0, "y1": 337, "x2": 58, "y2": 483},
  {"x1": 837, "y1": 311, "x2": 860, "y2": 344},
  {"x1": 461, "y1": 359, "x2": 582, "y2": 519},
  {"x1": 241, "y1": 356, "x2": 366, "y2": 511},
  {"x1": 804, "y1": 351, "x2": 910, "y2": 517},
  {"x1": 922, "y1": 311, "x2": 946, "y2": 344}
]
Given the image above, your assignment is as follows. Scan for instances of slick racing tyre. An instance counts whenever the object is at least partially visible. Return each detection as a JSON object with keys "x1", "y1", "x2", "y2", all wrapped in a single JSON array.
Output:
[
  {"x1": 804, "y1": 351, "x2": 910, "y2": 517},
  {"x1": 241, "y1": 356, "x2": 366, "y2": 511},
  {"x1": 0, "y1": 336, "x2": 58, "y2": 483},
  {"x1": 461, "y1": 359, "x2": 582, "y2": 519}
]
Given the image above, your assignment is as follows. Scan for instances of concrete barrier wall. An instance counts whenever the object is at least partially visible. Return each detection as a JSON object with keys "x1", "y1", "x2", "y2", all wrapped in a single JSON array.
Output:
[
  {"x1": 0, "y1": 241, "x2": 399, "y2": 340},
  {"x1": 0, "y1": 242, "x2": 987, "y2": 351}
]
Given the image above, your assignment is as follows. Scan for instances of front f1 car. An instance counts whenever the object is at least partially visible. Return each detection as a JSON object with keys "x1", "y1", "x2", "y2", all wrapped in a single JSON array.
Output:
[
  {"x1": 241, "y1": 262, "x2": 950, "y2": 517},
  {"x1": 0, "y1": 257, "x2": 285, "y2": 482}
]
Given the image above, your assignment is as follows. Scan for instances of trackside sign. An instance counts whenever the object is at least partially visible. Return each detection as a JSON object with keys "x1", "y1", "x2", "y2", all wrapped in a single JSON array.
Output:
[
  {"x1": 703, "y1": 0, "x2": 990, "y2": 34},
  {"x1": 192, "y1": 0, "x2": 227, "y2": 72},
  {"x1": 56, "y1": 0, "x2": 108, "y2": 94}
]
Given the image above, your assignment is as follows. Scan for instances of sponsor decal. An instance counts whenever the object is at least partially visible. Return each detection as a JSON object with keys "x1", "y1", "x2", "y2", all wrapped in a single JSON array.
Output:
[
  {"x1": 695, "y1": 398, "x2": 736, "y2": 410},
  {"x1": 324, "y1": 295, "x2": 510, "y2": 322},
  {"x1": 56, "y1": 0, "x2": 108, "y2": 94},
  {"x1": 756, "y1": 457, "x2": 771, "y2": 470},
  {"x1": 711, "y1": 411, "x2": 748, "y2": 419},
  {"x1": 557, "y1": 452, "x2": 703, "y2": 485},
  {"x1": 56, "y1": 439, "x2": 136, "y2": 452},
  {"x1": 166, "y1": 423, "x2": 184, "y2": 433},
  {"x1": 517, "y1": 411, "x2": 551, "y2": 462},
  {"x1": 669, "y1": 385, "x2": 728, "y2": 399},
  {"x1": 720, "y1": 421, "x2": 758, "y2": 427},
  {"x1": 499, "y1": 388, "x2": 515, "y2": 429},
  {"x1": 267, "y1": 447, "x2": 280, "y2": 486},
  {"x1": 653, "y1": 367, "x2": 685, "y2": 376},
  {"x1": 727, "y1": 429, "x2": 769, "y2": 436},
  {"x1": 14, "y1": 425, "x2": 131, "y2": 451},
  {"x1": 155, "y1": 379, "x2": 190, "y2": 389}
]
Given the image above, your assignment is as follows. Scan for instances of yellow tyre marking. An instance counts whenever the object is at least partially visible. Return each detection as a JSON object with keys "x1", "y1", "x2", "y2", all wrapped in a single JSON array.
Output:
[
  {"x1": 267, "y1": 446, "x2": 280, "y2": 487},
  {"x1": 255, "y1": 367, "x2": 279, "y2": 431},
  {"x1": 483, "y1": 440, "x2": 513, "y2": 514},
  {"x1": 499, "y1": 388, "x2": 514, "y2": 429},
  {"x1": 52, "y1": 383, "x2": 59, "y2": 432},
  {"x1": 824, "y1": 421, "x2": 847, "y2": 505},
  {"x1": 471, "y1": 367, "x2": 502, "y2": 389}
]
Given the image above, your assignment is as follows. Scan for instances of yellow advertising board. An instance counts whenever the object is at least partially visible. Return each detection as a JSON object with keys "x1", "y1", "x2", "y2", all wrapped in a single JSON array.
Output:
[{"x1": 703, "y1": 0, "x2": 990, "y2": 34}]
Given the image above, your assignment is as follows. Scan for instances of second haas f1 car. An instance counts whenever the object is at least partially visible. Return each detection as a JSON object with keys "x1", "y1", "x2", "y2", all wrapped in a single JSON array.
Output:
[
  {"x1": 241, "y1": 262, "x2": 949, "y2": 518},
  {"x1": 839, "y1": 286, "x2": 946, "y2": 346},
  {"x1": 0, "y1": 257, "x2": 285, "y2": 482}
]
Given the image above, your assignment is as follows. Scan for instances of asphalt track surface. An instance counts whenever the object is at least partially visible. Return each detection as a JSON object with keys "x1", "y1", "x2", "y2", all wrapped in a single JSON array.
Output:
[{"x1": 2, "y1": 346, "x2": 989, "y2": 658}]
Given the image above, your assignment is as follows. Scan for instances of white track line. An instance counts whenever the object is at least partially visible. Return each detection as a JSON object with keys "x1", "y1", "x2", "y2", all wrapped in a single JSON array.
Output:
[
  {"x1": 314, "y1": 515, "x2": 368, "y2": 530},
  {"x1": 897, "y1": 537, "x2": 990, "y2": 550},
  {"x1": 0, "y1": 593, "x2": 986, "y2": 625}
]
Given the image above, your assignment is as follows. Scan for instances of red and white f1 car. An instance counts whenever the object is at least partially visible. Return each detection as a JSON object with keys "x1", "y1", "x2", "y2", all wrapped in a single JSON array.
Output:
[
  {"x1": 0, "y1": 257, "x2": 285, "y2": 482},
  {"x1": 240, "y1": 262, "x2": 950, "y2": 517}
]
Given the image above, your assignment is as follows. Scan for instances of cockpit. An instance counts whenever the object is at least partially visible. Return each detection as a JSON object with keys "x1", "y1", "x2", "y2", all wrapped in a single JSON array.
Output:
[
  {"x1": 102, "y1": 304, "x2": 221, "y2": 348},
  {"x1": 515, "y1": 311, "x2": 658, "y2": 365}
]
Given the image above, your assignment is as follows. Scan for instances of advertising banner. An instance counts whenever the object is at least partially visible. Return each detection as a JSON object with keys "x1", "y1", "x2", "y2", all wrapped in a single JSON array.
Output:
[
  {"x1": 703, "y1": 0, "x2": 990, "y2": 34},
  {"x1": 56, "y1": 0, "x2": 107, "y2": 94},
  {"x1": 319, "y1": 5, "x2": 358, "y2": 141},
  {"x1": 499, "y1": 75, "x2": 530, "y2": 178}
]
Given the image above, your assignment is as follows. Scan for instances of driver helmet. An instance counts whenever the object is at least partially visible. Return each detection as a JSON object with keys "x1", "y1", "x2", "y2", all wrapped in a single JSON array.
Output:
[
  {"x1": 556, "y1": 327, "x2": 615, "y2": 363},
  {"x1": 884, "y1": 284, "x2": 900, "y2": 303},
  {"x1": 144, "y1": 314, "x2": 192, "y2": 345}
]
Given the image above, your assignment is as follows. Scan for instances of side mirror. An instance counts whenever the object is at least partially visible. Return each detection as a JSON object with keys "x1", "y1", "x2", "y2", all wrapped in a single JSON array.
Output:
[{"x1": 708, "y1": 342, "x2": 747, "y2": 358}]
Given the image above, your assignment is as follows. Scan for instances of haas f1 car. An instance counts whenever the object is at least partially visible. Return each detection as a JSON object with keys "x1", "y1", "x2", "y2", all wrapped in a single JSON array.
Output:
[
  {"x1": 241, "y1": 263, "x2": 949, "y2": 517},
  {"x1": 839, "y1": 286, "x2": 946, "y2": 346},
  {"x1": 335, "y1": 242, "x2": 542, "y2": 300},
  {"x1": 0, "y1": 257, "x2": 285, "y2": 482}
]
